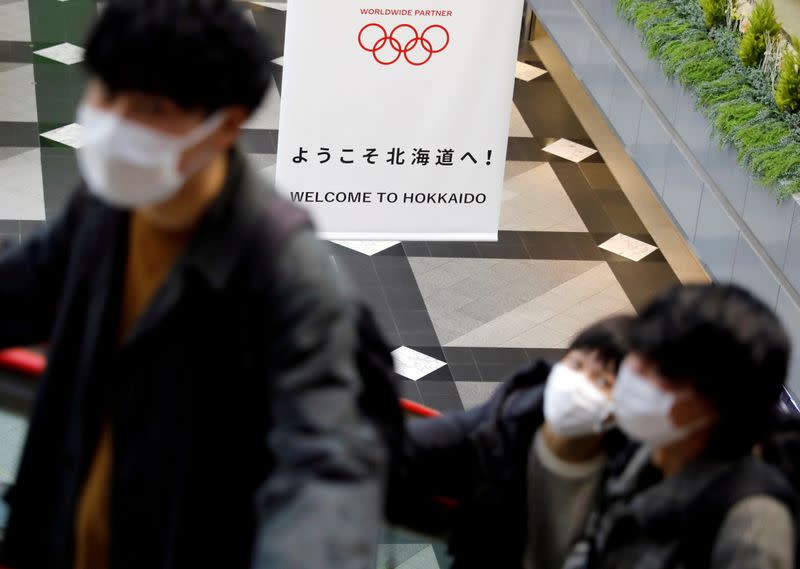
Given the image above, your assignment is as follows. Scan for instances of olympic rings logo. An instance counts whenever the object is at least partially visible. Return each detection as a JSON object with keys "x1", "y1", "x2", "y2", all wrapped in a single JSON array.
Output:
[{"x1": 358, "y1": 23, "x2": 450, "y2": 66}]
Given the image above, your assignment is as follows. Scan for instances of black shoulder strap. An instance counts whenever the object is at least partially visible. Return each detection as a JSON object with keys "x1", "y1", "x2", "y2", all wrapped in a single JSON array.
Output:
[{"x1": 680, "y1": 458, "x2": 799, "y2": 569}]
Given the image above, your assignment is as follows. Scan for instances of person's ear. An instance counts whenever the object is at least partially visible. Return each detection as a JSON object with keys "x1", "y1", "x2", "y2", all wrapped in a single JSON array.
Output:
[
  {"x1": 671, "y1": 392, "x2": 718, "y2": 428},
  {"x1": 213, "y1": 106, "x2": 250, "y2": 151}
]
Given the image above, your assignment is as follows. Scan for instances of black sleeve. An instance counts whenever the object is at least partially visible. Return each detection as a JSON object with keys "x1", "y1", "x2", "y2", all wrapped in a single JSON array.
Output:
[
  {"x1": 386, "y1": 402, "x2": 492, "y2": 535},
  {"x1": 405, "y1": 407, "x2": 489, "y2": 498},
  {"x1": 393, "y1": 365, "x2": 540, "y2": 505},
  {"x1": 387, "y1": 363, "x2": 549, "y2": 535},
  {"x1": 250, "y1": 230, "x2": 387, "y2": 569},
  {"x1": 0, "y1": 192, "x2": 82, "y2": 348}
]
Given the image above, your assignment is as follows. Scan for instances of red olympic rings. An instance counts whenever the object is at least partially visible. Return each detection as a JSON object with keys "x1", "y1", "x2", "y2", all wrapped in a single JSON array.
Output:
[{"x1": 358, "y1": 23, "x2": 450, "y2": 66}]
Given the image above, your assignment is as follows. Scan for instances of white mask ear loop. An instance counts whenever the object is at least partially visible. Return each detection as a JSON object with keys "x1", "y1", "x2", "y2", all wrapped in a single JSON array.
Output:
[
  {"x1": 669, "y1": 390, "x2": 715, "y2": 438},
  {"x1": 178, "y1": 112, "x2": 227, "y2": 176}
]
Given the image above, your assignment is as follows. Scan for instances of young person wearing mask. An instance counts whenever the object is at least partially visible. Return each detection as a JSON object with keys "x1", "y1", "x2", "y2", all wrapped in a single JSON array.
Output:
[
  {"x1": 0, "y1": 2, "x2": 386, "y2": 568},
  {"x1": 388, "y1": 316, "x2": 634, "y2": 569},
  {"x1": 563, "y1": 284, "x2": 797, "y2": 569}
]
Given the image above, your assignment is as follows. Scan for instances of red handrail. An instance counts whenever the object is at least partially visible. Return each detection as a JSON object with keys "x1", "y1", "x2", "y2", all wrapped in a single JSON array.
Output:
[
  {"x1": 400, "y1": 398, "x2": 441, "y2": 418},
  {"x1": 0, "y1": 348, "x2": 46, "y2": 377},
  {"x1": 1, "y1": 348, "x2": 443, "y2": 418}
]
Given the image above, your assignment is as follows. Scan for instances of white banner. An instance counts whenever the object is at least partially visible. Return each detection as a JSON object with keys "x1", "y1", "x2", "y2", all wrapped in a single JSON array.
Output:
[{"x1": 275, "y1": 0, "x2": 524, "y2": 241}]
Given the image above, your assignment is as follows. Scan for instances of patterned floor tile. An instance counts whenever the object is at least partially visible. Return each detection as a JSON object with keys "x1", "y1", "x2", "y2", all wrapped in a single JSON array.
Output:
[
  {"x1": 515, "y1": 61, "x2": 548, "y2": 82},
  {"x1": 0, "y1": 148, "x2": 45, "y2": 220},
  {"x1": 246, "y1": 152, "x2": 277, "y2": 172},
  {"x1": 396, "y1": 545, "x2": 440, "y2": 569},
  {"x1": 33, "y1": 42, "x2": 85, "y2": 65},
  {"x1": 501, "y1": 162, "x2": 588, "y2": 232},
  {"x1": 0, "y1": 147, "x2": 31, "y2": 161},
  {"x1": 448, "y1": 263, "x2": 635, "y2": 348},
  {"x1": 40, "y1": 123, "x2": 83, "y2": 148},
  {"x1": 0, "y1": 64, "x2": 37, "y2": 122},
  {"x1": 455, "y1": 381, "x2": 503, "y2": 409},
  {"x1": 377, "y1": 544, "x2": 430, "y2": 569},
  {"x1": 503, "y1": 160, "x2": 543, "y2": 181},
  {"x1": 392, "y1": 347, "x2": 447, "y2": 381},
  {"x1": 0, "y1": 408, "x2": 27, "y2": 483},
  {"x1": 411, "y1": 258, "x2": 604, "y2": 345},
  {"x1": 542, "y1": 138, "x2": 597, "y2": 163},
  {"x1": 599, "y1": 233, "x2": 659, "y2": 261},
  {"x1": 258, "y1": 158, "x2": 277, "y2": 183},
  {"x1": 333, "y1": 241, "x2": 402, "y2": 256},
  {"x1": 0, "y1": 0, "x2": 30, "y2": 42},
  {"x1": 509, "y1": 102, "x2": 533, "y2": 138}
]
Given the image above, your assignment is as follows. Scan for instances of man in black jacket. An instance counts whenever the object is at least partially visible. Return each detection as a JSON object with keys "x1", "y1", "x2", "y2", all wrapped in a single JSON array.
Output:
[{"x1": 0, "y1": 1, "x2": 386, "y2": 568}]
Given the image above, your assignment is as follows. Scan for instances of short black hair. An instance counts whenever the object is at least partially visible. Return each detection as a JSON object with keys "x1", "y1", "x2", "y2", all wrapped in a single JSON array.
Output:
[
  {"x1": 568, "y1": 315, "x2": 635, "y2": 372},
  {"x1": 630, "y1": 284, "x2": 790, "y2": 455},
  {"x1": 84, "y1": 0, "x2": 271, "y2": 113}
]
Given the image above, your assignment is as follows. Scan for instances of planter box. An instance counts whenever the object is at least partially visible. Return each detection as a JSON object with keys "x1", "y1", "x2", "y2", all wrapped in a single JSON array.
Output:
[{"x1": 530, "y1": 0, "x2": 800, "y2": 391}]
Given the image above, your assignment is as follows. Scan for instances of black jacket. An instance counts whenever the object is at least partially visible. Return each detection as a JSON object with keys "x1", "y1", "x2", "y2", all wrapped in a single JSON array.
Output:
[
  {"x1": 389, "y1": 360, "x2": 552, "y2": 569},
  {"x1": 0, "y1": 151, "x2": 386, "y2": 569},
  {"x1": 565, "y1": 447, "x2": 800, "y2": 569}
]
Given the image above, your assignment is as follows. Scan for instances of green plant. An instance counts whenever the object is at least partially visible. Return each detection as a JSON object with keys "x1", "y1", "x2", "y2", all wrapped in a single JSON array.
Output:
[
  {"x1": 749, "y1": 142, "x2": 800, "y2": 183},
  {"x1": 700, "y1": 0, "x2": 726, "y2": 29},
  {"x1": 617, "y1": 0, "x2": 638, "y2": 19},
  {"x1": 617, "y1": 0, "x2": 800, "y2": 196},
  {"x1": 776, "y1": 38, "x2": 800, "y2": 112},
  {"x1": 696, "y1": 74, "x2": 751, "y2": 106},
  {"x1": 633, "y1": 4, "x2": 676, "y2": 28},
  {"x1": 678, "y1": 55, "x2": 731, "y2": 86},
  {"x1": 642, "y1": 20, "x2": 694, "y2": 56},
  {"x1": 713, "y1": 100, "x2": 766, "y2": 137},
  {"x1": 779, "y1": 179, "x2": 800, "y2": 197},
  {"x1": 732, "y1": 119, "x2": 792, "y2": 162},
  {"x1": 739, "y1": 0, "x2": 782, "y2": 67},
  {"x1": 661, "y1": 38, "x2": 716, "y2": 75}
]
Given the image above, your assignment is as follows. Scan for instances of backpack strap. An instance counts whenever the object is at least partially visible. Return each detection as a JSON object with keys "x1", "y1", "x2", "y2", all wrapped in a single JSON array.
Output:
[{"x1": 678, "y1": 458, "x2": 800, "y2": 569}]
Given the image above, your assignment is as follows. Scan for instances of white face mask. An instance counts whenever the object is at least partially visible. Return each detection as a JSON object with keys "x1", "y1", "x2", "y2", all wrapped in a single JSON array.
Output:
[
  {"x1": 76, "y1": 104, "x2": 224, "y2": 208},
  {"x1": 613, "y1": 363, "x2": 703, "y2": 446},
  {"x1": 543, "y1": 363, "x2": 614, "y2": 437}
]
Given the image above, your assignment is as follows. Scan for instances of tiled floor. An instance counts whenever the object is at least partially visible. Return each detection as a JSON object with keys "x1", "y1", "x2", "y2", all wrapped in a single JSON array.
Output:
[
  {"x1": 0, "y1": 0, "x2": 30, "y2": 43},
  {"x1": 0, "y1": 1, "x2": 700, "y2": 567},
  {"x1": 0, "y1": 408, "x2": 26, "y2": 485},
  {"x1": 0, "y1": 64, "x2": 36, "y2": 123}
]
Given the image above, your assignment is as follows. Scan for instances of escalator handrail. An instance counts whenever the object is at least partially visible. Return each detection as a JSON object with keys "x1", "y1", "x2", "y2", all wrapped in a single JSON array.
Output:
[
  {"x1": 1, "y1": 348, "x2": 443, "y2": 418},
  {"x1": 400, "y1": 399, "x2": 441, "y2": 418},
  {"x1": 0, "y1": 349, "x2": 45, "y2": 377}
]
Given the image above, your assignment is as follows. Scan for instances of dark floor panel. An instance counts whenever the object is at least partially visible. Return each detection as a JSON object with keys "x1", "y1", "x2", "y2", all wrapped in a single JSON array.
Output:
[
  {"x1": 0, "y1": 41, "x2": 33, "y2": 63},
  {"x1": 580, "y1": 162, "x2": 620, "y2": 190},
  {"x1": 0, "y1": 122, "x2": 39, "y2": 147},
  {"x1": 240, "y1": 129, "x2": 279, "y2": 154}
]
